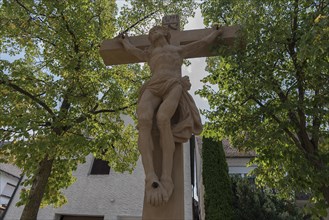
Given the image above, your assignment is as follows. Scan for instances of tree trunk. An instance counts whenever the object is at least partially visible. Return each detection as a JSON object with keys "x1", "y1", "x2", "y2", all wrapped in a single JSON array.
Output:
[
  {"x1": 20, "y1": 157, "x2": 54, "y2": 220},
  {"x1": 321, "y1": 185, "x2": 329, "y2": 207}
]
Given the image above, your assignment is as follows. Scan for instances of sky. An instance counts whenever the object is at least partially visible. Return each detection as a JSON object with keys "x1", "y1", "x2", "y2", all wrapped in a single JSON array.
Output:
[{"x1": 183, "y1": 8, "x2": 211, "y2": 123}]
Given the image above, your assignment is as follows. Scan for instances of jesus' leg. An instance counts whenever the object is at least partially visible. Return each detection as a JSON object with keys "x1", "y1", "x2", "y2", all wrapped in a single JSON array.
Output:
[
  {"x1": 137, "y1": 89, "x2": 167, "y2": 206},
  {"x1": 156, "y1": 85, "x2": 183, "y2": 201}
]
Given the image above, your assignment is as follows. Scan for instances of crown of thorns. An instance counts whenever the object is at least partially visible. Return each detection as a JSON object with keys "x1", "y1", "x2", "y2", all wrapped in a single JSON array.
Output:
[{"x1": 148, "y1": 26, "x2": 171, "y2": 43}]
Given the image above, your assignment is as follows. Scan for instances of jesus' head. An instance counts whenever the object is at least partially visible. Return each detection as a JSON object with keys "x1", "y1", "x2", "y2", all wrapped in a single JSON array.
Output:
[{"x1": 148, "y1": 26, "x2": 171, "y2": 44}]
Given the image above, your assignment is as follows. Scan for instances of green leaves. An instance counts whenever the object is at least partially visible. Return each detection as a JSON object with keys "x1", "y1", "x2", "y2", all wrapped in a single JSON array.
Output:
[
  {"x1": 117, "y1": 0, "x2": 198, "y2": 35},
  {"x1": 0, "y1": 0, "x2": 142, "y2": 210},
  {"x1": 200, "y1": 0, "x2": 329, "y2": 217},
  {"x1": 231, "y1": 176, "x2": 304, "y2": 220}
]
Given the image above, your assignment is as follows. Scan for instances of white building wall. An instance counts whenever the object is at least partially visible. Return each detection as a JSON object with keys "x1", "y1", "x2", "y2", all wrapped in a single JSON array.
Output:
[
  {"x1": 226, "y1": 158, "x2": 256, "y2": 177},
  {"x1": 0, "y1": 174, "x2": 19, "y2": 205},
  {"x1": 5, "y1": 142, "x2": 193, "y2": 220},
  {"x1": 0, "y1": 163, "x2": 21, "y2": 193},
  {"x1": 183, "y1": 141, "x2": 192, "y2": 220},
  {"x1": 5, "y1": 154, "x2": 144, "y2": 220},
  {"x1": 0, "y1": 163, "x2": 21, "y2": 211}
]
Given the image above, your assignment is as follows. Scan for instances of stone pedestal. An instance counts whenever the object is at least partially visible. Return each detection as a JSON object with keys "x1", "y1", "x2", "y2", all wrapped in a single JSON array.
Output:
[{"x1": 142, "y1": 134, "x2": 184, "y2": 220}]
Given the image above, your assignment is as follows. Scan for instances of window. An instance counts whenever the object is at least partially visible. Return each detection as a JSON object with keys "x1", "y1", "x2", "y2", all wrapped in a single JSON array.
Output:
[
  {"x1": 1, "y1": 183, "x2": 15, "y2": 197},
  {"x1": 295, "y1": 192, "x2": 310, "y2": 200},
  {"x1": 90, "y1": 158, "x2": 110, "y2": 175},
  {"x1": 117, "y1": 216, "x2": 142, "y2": 220},
  {"x1": 60, "y1": 215, "x2": 104, "y2": 220}
]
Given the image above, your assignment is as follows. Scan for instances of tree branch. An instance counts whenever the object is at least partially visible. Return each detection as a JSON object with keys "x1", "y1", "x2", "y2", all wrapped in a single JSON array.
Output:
[
  {"x1": 0, "y1": 128, "x2": 16, "y2": 141},
  {"x1": 14, "y1": 0, "x2": 33, "y2": 15},
  {"x1": 287, "y1": 0, "x2": 316, "y2": 154},
  {"x1": 91, "y1": 102, "x2": 137, "y2": 115},
  {"x1": 14, "y1": 0, "x2": 57, "y2": 34},
  {"x1": 59, "y1": 10, "x2": 83, "y2": 72},
  {"x1": 34, "y1": 35, "x2": 56, "y2": 47},
  {"x1": 0, "y1": 79, "x2": 55, "y2": 116},
  {"x1": 311, "y1": 89, "x2": 321, "y2": 150},
  {"x1": 60, "y1": 11, "x2": 79, "y2": 54},
  {"x1": 59, "y1": 91, "x2": 71, "y2": 114},
  {"x1": 252, "y1": 96, "x2": 323, "y2": 169},
  {"x1": 250, "y1": 96, "x2": 304, "y2": 153},
  {"x1": 61, "y1": 102, "x2": 137, "y2": 132}
]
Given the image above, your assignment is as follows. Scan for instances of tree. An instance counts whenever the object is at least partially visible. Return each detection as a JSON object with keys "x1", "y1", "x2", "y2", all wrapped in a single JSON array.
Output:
[
  {"x1": 117, "y1": 0, "x2": 198, "y2": 35},
  {"x1": 231, "y1": 177, "x2": 304, "y2": 220},
  {"x1": 0, "y1": 1, "x2": 141, "y2": 219},
  {"x1": 202, "y1": 137, "x2": 234, "y2": 220},
  {"x1": 0, "y1": 0, "x2": 197, "y2": 219},
  {"x1": 198, "y1": 0, "x2": 329, "y2": 217}
]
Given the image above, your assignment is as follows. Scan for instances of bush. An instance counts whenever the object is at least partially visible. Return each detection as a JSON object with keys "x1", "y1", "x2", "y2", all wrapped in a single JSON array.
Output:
[
  {"x1": 202, "y1": 137, "x2": 304, "y2": 220},
  {"x1": 231, "y1": 177, "x2": 304, "y2": 220},
  {"x1": 202, "y1": 138, "x2": 234, "y2": 220}
]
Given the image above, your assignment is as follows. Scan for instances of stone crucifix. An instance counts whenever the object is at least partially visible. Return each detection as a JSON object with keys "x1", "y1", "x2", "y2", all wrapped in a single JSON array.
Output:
[{"x1": 100, "y1": 15, "x2": 241, "y2": 220}]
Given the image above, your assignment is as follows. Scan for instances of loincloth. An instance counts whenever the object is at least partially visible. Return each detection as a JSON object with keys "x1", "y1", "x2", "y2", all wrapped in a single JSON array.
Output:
[
  {"x1": 139, "y1": 74, "x2": 186, "y2": 99},
  {"x1": 138, "y1": 75, "x2": 203, "y2": 143}
]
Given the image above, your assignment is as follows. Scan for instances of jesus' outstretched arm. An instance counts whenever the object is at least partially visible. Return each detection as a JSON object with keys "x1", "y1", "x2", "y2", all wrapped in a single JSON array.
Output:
[
  {"x1": 119, "y1": 35, "x2": 149, "y2": 61},
  {"x1": 180, "y1": 26, "x2": 223, "y2": 57}
]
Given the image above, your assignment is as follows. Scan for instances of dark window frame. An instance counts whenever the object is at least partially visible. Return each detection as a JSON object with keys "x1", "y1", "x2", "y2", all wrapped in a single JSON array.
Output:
[
  {"x1": 60, "y1": 215, "x2": 104, "y2": 220},
  {"x1": 90, "y1": 157, "x2": 110, "y2": 175}
]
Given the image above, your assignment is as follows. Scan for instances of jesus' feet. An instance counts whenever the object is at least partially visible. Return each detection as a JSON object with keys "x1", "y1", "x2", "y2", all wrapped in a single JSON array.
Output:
[
  {"x1": 145, "y1": 173, "x2": 169, "y2": 206},
  {"x1": 160, "y1": 176, "x2": 174, "y2": 202}
]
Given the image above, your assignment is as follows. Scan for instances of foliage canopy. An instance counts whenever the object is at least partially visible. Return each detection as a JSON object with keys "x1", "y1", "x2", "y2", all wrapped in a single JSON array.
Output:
[
  {"x1": 231, "y1": 177, "x2": 304, "y2": 220},
  {"x1": 199, "y1": 0, "x2": 329, "y2": 216},
  {"x1": 0, "y1": 0, "x2": 197, "y2": 217}
]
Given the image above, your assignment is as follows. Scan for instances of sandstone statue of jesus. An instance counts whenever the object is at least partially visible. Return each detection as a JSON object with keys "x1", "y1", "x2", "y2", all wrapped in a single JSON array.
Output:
[{"x1": 120, "y1": 25, "x2": 222, "y2": 206}]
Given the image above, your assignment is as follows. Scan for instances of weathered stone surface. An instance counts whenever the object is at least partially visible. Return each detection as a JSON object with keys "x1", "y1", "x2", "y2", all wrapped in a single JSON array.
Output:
[{"x1": 100, "y1": 25, "x2": 241, "y2": 65}]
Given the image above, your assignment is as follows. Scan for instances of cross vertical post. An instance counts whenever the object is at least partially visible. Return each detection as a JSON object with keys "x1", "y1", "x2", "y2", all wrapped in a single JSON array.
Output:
[{"x1": 141, "y1": 15, "x2": 185, "y2": 220}]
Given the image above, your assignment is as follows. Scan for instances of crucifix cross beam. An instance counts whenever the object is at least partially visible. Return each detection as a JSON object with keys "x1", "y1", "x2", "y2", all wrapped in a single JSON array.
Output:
[{"x1": 100, "y1": 15, "x2": 242, "y2": 66}]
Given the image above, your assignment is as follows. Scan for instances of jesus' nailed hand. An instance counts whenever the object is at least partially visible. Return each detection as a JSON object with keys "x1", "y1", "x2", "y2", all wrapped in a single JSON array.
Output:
[{"x1": 119, "y1": 25, "x2": 222, "y2": 207}]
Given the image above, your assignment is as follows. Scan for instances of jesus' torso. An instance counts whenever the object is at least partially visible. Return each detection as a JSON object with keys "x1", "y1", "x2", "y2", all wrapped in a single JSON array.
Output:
[{"x1": 148, "y1": 44, "x2": 183, "y2": 79}]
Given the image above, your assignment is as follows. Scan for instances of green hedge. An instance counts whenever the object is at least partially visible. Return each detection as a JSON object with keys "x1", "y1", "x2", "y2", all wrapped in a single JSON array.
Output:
[{"x1": 202, "y1": 137, "x2": 234, "y2": 220}]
